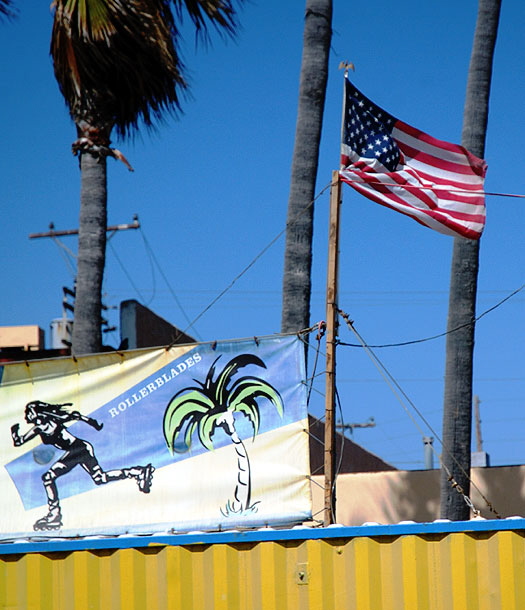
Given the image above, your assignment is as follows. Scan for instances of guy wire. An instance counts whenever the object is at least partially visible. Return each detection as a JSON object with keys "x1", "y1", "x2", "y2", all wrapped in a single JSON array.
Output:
[{"x1": 339, "y1": 310, "x2": 500, "y2": 519}]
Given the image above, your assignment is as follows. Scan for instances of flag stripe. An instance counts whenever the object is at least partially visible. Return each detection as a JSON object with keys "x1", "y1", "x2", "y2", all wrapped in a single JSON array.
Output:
[
  {"x1": 391, "y1": 169, "x2": 485, "y2": 218},
  {"x1": 397, "y1": 121, "x2": 488, "y2": 178},
  {"x1": 409, "y1": 165, "x2": 484, "y2": 190},
  {"x1": 341, "y1": 165, "x2": 485, "y2": 226},
  {"x1": 340, "y1": 176, "x2": 483, "y2": 239},
  {"x1": 340, "y1": 171, "x2": 485, "y2": 208},
  {"x1": 340, "y1": 169, "x2": 484, "y2": 239},
  {"x1": 394, "y1": 128, "x2": 486, "y2": 184},
  {"x1": 365, "y1": 170, "x2": 483, "y2": 226},
  {"x1": 398, "y1": 140, "x2": 480, "y2": 177},
  {"x1": 341, "y1": 168, "x2": 484, "y2": 224},
  {"x1": 395, "y1": 131, "x2": 474, "y2": 170},
  {"x1": 344, "y1": 152, "x2": 485, "y2": 209},
  {"x1": 340, "y1": 78, "x2": 487, "y2": 239},
  {"x1": 396, "y1": 121, "x2": 480, "y2": 163},
  {"x1": 434, "y1": 187, "x2": 485, "y2": 207}
]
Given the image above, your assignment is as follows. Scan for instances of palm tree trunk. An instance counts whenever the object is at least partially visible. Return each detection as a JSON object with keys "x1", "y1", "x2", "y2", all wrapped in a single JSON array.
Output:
[
  {"x1": 217, "y1": 412, "x2": 253, "y2": 514},
  {"x1": 281, "y1": 0, "x2": 332, "y2": 334},
  {"x1": 71, "y1": 151, "x2": 107, "y2": 355},
  {"x1": 440, "y1": 0, "x2": 501, "y2": 520},
  {"x1": 230, "y1": 433, "x2": 251, "y2": 512}
]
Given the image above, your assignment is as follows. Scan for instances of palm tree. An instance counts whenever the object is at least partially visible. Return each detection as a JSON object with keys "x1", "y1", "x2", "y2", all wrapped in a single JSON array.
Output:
[
  {"x1": 440, "y1": 0, "x2": 501, "y2": 520},
  {"x1": 0, "y1": 0, "x2": 13, "y2": 18},
  {"x1": 281, "y1": 0, "x2": 332, "y2": 335},
  {"x1": 50, "y1": 0, "x2": 242, "y2": 355},
  {"x1": 163, "y1": 354, "x2": 284, "y2": 515}
]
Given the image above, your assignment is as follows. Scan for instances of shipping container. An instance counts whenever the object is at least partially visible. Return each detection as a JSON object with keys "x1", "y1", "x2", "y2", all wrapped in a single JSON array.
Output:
[{"x1": 1, "y1": 518, "x2": 525, "y2": 609}]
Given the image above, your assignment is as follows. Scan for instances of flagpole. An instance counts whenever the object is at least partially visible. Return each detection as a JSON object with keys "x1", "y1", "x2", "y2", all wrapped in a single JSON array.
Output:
[{"x1": 324, "y1": 169, "x2": 342, "y2": 526}]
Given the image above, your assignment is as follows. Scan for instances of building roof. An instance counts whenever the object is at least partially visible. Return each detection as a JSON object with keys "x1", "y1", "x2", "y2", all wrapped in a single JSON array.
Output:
[{"x1": 308, "y1": 415, "x2": 396, "y2": 474}]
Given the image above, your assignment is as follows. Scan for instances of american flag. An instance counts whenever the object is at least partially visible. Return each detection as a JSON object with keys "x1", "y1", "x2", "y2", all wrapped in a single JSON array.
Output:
[{"x1": 339, "y1": 77, "x2": 487, "y2": 239}]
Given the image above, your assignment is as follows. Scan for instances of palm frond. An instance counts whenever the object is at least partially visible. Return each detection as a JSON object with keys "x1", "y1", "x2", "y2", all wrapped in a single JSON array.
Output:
[
  {"x1": 163, "y1": 388, "x2": 214, "y2": 453},
  {"x1": 184, "y1": 419, "x2": 198, "y2": 447},
  {"x1": 215, "y1": 354, "x2": 266, "y2": 405},
  {"x1": 228, "y1": 377, "x2": 284, "y2": 437},
  {"x1": 203, "y1": 356, "x2": 221, "y2": 392},
  {"x1": 232, "y1": 398, "x2": 260, "y2": 437},
  {"x1": 51, "y1": 0, "x2": 186, "y2": 137},
  {"x1": 51, "y1": 0, "x2": 244, "y2": 137},
  {"x1": 173, "y1": 0, "x2": 242, "y2": 41},
  {"x1": 198, "y1": 411, "x2": 224, "y2": 450},
  {"x1": 0, "y1": 0, "x2": 15, "y2": 20},
  {"x1": 60, "y1": 0, "x2": 115, "y2": 42}
]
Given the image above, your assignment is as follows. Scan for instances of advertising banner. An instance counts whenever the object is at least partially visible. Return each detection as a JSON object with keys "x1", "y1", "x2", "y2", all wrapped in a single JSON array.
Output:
[{"x1": 0, "y1": 335, "x2": 311, "y2": 538}]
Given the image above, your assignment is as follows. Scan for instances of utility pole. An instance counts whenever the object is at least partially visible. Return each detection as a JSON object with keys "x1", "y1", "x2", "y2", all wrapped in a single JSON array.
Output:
[
  {"x1": 29, "y1": 215, "x2": 140, "y2": 240},
  {"x1": 324, "y1": 170, "x2": 342, "y2": 526},
  {"x1": 29, "y1": 215, "x2": 140, "y2": 342},
  {"x1": 336, "y1": 417, "x2": 375, "y2": 434}
]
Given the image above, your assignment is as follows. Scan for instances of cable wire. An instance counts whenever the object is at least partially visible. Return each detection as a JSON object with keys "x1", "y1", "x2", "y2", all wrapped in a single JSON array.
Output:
[
  {"x1": 178, "y1": 180, "x2": 334, "y2": 336},
  {"x1": 138, "y1": 228, "x2": 200, "y2": 339},
  {"x1": 108, "y1": 240, "x2": 147, "y2": 303},
  {"x1": 338, "y1": 282, "x2": 524, "y2": 349},
  {"x1": 341, "y1": 176, "x2": 525, "y2": 199},
  {"x1": 339, "y1": 310, "x2": 500, "y2": 518}
]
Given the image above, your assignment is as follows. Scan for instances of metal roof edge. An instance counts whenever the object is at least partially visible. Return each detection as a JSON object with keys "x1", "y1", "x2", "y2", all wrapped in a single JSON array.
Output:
[{"x1": 1, "y1": 517, "x2": 524, "y2": 556}]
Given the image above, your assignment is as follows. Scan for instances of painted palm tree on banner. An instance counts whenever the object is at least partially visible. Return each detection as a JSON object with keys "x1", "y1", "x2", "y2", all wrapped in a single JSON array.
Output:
[
  {"x1": 163, "y1": 354, "x2": 284, "y2": 516},
  {"x1": 51, "y1": 0, "x2": 242, "y2": 355}
]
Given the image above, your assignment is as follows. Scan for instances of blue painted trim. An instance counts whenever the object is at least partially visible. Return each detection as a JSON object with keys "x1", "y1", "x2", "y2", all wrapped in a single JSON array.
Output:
[{"x1": 1, "y1": 518, "x2": 525, "y2": 556}]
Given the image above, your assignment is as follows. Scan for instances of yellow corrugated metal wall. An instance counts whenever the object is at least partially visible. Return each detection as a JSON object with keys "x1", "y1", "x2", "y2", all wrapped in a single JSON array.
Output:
[{"x1": 1, "y1": 530, "x2": 525, "y2": 609}]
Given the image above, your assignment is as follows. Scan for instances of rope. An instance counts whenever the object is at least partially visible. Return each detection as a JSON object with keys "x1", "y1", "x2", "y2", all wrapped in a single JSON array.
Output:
[
  {"x1": 72, "y1": 137, "x2": 134, "y2": 172},
  {"x1": 340, "y1": 175, "x2": 525, "y2": 199},
  {"x1": 297, "y1": 321, "x2": 326, "y2": 407}
]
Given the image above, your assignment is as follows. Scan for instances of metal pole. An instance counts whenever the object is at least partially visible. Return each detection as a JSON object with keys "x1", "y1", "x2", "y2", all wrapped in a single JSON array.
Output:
[
  {"x1": 324, "y1": 170, "x2": 342, "y2": 525},
  {"x1": 474, "y1": 395, "x2": 483, "y2": 452},
  {"x1": 423, "y1": 436, "x2": 434, "y2": 470}
]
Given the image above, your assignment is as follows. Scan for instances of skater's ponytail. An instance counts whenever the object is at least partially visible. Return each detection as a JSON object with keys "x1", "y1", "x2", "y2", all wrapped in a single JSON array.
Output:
[{"x1": 25, "y1": 401, "x2": 74, "y2": 421}]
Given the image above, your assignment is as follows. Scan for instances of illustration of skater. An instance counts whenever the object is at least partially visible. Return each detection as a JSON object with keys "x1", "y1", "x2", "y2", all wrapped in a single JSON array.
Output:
[{"x1": 11, "y1": 400, "x2": 154, "y2": 531}]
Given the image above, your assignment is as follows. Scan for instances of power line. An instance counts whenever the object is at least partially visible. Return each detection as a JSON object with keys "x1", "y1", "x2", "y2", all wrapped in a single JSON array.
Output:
[
  {"x1": 138, "y1": 228, "x2": 201, "y2": 339},
  {"x1": 108, "y1": 240, "x2": 148, "y2": 303}
]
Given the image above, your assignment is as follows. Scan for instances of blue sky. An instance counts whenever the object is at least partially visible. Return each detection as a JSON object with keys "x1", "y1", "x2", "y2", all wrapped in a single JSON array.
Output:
[{"x1": 1, "y1": 1, "x2": 523, "y2": 472}]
